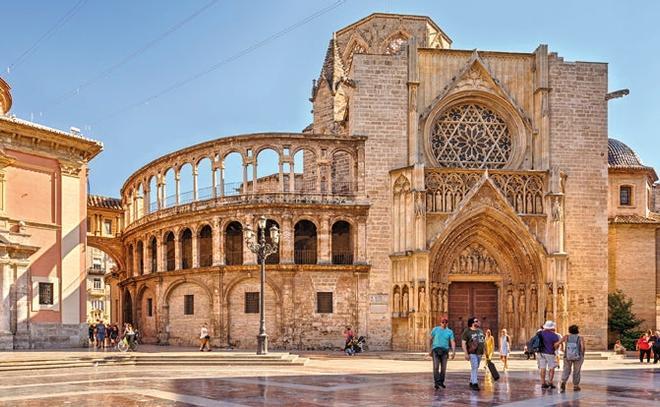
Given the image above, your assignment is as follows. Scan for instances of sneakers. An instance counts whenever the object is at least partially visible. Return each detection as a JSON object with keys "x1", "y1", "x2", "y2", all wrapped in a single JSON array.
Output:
[
  {"x1": 574, "y1": 385, "x2": 581, "y2": 392},
  {"x1": 541, "y1": 383, "x2": 549, "y2": 389},
  {"x1": 549, "y1": 383, "x2": 556, "y2": 389},
  {"x1": 560, "y1": 382, "x2": 566, "y2": 393},
  {"x1": 469, "y1": 383, "x2": 480, "y2": 391}
]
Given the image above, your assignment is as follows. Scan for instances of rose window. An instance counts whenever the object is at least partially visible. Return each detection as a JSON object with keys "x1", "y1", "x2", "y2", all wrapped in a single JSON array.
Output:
[{"x1": 430, "y1": 104, "x2": 512, "y2": 168}]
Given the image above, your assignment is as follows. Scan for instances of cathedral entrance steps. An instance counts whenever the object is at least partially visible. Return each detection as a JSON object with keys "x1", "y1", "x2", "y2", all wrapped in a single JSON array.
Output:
[{"x1": 0, "y1": 352, "x2": 307, "y2": 372}]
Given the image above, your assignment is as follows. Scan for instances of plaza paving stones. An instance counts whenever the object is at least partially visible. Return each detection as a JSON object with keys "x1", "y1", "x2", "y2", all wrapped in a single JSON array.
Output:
[{"x1": 0, "y1": 351, "x2": 657, "y2": 406}]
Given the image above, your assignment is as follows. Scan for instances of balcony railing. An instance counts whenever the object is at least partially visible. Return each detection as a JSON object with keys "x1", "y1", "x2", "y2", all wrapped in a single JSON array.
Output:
[
  {"x1": 294, "y1": 249, "x2": 317, "y2": 264},
  {"x1": 332, "y1": 252, "x2": 354, "y2": 265}
]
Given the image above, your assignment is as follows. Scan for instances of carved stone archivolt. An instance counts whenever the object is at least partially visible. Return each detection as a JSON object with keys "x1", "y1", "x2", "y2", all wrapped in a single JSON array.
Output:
[{"x1": 449, "y1": 243, "x2": 499, "y2": 275}]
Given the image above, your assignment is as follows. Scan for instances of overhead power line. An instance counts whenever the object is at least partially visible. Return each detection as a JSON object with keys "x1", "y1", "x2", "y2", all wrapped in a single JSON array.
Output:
[
  {"x1": 41, "y1": 0, "x2": 220, "y2": 113},
  {"x1": 6, "y1": 0, "x2": 88, "y2": 74},
  {"x1": 91, "y1": 0, "x2": 347, "y2": 126}
]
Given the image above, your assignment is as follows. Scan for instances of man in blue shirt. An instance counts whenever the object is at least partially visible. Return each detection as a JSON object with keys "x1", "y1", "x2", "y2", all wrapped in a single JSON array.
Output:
[{"x1": 429, "y1": 317, "x2": 456, "y2": 389}]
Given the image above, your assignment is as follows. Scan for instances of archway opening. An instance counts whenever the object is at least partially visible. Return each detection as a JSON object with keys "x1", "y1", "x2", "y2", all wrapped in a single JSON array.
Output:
[
  {"x1": 180, "y1": 228, "x2": 193, "y2": 269},
  {"x1": 198, "y1": 224, "x2": 213, "y2": 267},
  {"x1": 149, "y1": 237, "x2": 157, "y2": 272},
  {"x1": 165, "y1": 232, "x2": 175, "y2": 271},
  {"x1": 294, "y1": 220, "x2": 317, "y2": 264},
  {"x1": 136, "y1": 241, "x2": 144, "y2": 275},
  {"x1": 331, "y1": 220, "x2": 353, "y2": 264},
  {"x1": 123, "y1": 289, "x2": 133, "y2": 325},
  {"x1": 225, "y1": 221, "x2": 243, "y2": 265}
]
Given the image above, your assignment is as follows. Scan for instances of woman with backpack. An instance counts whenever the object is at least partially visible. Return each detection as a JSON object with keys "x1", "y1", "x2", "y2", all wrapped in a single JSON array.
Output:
[{"x1": 556, "y1": 324, "x2": 585, "y2": 392}]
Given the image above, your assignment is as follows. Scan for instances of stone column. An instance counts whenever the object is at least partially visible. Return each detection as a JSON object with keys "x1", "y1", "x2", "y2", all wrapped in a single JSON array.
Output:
[
  {"x1": 242, "y1": 163, "x2": 248, "y2": 195},
  {"x1": 192, "y1": 230, "x2": 199, "y2": 269},
  {"x1": 252, "y1": 162, "x2": 258, "y2": 194},
  {"x1": 211, "y1": 167, "x2": 217, "y2": 199},
  {"x1": 157, "y1": 235, "x2": 165, "y2": 272},
  {"x1": 218, "y1": 166, "x2": 225, "y2": 198},
  {"x1": 278, "y1": 161, "x2": 284, "y2": 192},
  {"x1": 318, "y1": 214, "x2": 330, "y2": 264},
  {"x1": 212, "y1": 217, "x2": 223, "y2": 266},
  {"x1": 175, "y1": 171, "x2": 180, "y2": 205},
  {"x1": 288, "y1": 161, "x2": 295, "y2": 193},
  {"x1": 157, "y1": 177, "x2": 164, "y2": 209},
  {"x1": 143, "y1": 242, "x2": 150, "y2": 274},
  {"x1": 280, "y1": 214, "x2": 293, "y2": 264},
  {"x1": 356, "y1": 217, "x2": 367, "y2": 264},
  {"x1": 174, "y1": 234, "x2": 181, "y2": 270},
  {"x1": 192, "y1": 167, "x2": 198, "y2": 201},
  {"x1": 0, "y1": 261, "x2": 12, "y2": 349},
  {"x1": 243, "y1": 215, "x2": 255, "y2": 265}
]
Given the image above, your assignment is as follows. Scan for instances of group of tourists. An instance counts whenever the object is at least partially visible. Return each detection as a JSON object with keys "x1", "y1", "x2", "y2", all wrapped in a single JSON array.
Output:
[
  {"x1": 635, "y1": 330, "x2": 660, "y2": 364},
  {"x1": 429, "y1": 317, "x2": 586, "y2": 392},
  {"x1": 88, "y1": 320, "x2": 137, "y2": 351}
]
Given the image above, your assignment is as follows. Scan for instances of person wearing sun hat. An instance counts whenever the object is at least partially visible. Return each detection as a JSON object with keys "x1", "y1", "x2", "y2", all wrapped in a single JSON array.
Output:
[{"x1": 538, "y1": 320, "x2": 561, "y2": 389}]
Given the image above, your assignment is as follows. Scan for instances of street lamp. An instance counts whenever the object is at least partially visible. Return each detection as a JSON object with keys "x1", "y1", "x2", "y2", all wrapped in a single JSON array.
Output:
[{"x1": 245, "y1": 215, "x2": 279, "y2": 355}]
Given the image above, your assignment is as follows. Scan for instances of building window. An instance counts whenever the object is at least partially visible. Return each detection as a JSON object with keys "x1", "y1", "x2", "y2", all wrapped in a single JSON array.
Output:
[
  {"x1": 103, "y1": 219, "x2": 112, "y2": 235},
  {"x1": 38, "y1": 283, "x2": 54, "y2": 305},
  {"x1": 93, "y1": 278, "x2": 102, "y2": 289},
  {"x1": 620, "y1": 186, "x2": 632, "y2": 206},
  {"x1": 147, "y1": 298, "x2": 153, "y2": 317},
  {"x1": 184, "y1": 295, "x2": 194, "y2": 315},
  {"x1": 93, "y1": 258, "x2": 102, "y2": 270},
  {"x1": 92, "y1": 300, "x2": 104, "y2": 310},
  {"x1": 245, "y1": 292, "x2": 259, "y2": 314},
  {"x1": 317, "y1": 292, "x2": 333, "y2": 313}
]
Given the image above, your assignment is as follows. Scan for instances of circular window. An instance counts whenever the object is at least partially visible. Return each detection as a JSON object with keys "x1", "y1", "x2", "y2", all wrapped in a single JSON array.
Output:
[{"x1": 430, "y1": 104, "x2": 512, "y2": 169}]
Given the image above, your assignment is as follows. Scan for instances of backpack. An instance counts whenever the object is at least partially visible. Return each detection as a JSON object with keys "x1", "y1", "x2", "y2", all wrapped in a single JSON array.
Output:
[
  {"x1": 466, "y1": 330, "x2": 485, "y2": 355},
  {"x1": 565, "y1": 335, "x2": 581, "y2": 361},
  {"x1": 527, "y1": 332, "x2": 544, "y2": 353}
]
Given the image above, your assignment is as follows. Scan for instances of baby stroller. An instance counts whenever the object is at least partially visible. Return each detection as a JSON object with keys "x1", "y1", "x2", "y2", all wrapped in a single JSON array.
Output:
[{"x1": 344, "y1": 336, "x2": 367, "y2": 356}]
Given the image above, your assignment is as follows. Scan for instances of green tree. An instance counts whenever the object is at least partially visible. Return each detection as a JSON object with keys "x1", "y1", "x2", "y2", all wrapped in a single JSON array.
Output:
[{"x1": 608, "y1": 290, "x2": 644, "y2": 350}]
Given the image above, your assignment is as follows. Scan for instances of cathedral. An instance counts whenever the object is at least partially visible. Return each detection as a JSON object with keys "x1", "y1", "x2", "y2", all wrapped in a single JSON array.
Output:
[{"x1": 2, "y1": 13, "x2": 659, "y2": 350}]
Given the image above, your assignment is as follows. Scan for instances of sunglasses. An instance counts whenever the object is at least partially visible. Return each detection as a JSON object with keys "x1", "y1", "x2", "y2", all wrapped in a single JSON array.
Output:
[{"x1": 441, "y1": 320, "x2": 448, "y2": 324}]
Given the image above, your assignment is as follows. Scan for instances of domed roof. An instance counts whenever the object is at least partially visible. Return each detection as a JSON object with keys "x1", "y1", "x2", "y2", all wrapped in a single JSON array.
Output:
[{"x1": 608, "y1": 138, "x2": 645, "y2": 168}]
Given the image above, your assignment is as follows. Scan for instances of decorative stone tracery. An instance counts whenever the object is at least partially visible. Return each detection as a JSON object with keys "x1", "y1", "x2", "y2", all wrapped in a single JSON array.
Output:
[
  {"x1": 449, "y1": 243, "x2": 500, "y2": 275},
  {"x1": 430, "y1": 103, "x2": 512, "y2": 169}
]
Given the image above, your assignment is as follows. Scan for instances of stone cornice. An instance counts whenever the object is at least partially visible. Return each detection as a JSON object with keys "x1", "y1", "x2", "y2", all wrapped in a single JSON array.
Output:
[{"x1": 0, "y1": 115, "x2": 102, "y2": 162}]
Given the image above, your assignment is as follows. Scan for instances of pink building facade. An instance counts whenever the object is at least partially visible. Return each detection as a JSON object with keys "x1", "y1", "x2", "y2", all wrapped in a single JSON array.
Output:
[{"x1": 0, "y1": 78, "x2": 102, "y2": 349}]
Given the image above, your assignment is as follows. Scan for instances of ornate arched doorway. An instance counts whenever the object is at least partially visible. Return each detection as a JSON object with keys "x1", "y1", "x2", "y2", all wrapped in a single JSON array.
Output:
[{"x1": 429, "y1": 192, "x2": 546, "y2": 348}]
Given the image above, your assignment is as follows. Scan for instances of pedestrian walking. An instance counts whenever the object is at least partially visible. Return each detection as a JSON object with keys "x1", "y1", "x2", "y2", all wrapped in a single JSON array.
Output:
[
  {"x1": 429, "y1": 317, "x2": 456, "y2": 389},
  {"x1": 109, "y1": 323, "x2": 119, "y2": 347},
  {"x1": 461, "y1": 317, "x2": 485, "y2": 391},
  {"x1": 538, "y1": 320, "x2": 561, "y2": 389},
  {"x1": 95, "y1": 320, "x2": 106, "y2": 349},
  {"x1": 557, "y1": 324, "x2": 585, "y2": 392},
  {"x1": 88, "y1": 322, "x2": 96, "y2": 347},
  {"x1": 500, "y1": 329, "x2": 511, "y2": 370},
  {"x1": 484, "y1": 329, "x2": 494, "y2": 369},
  {"x1": 636, "y1": 333, "x2": 652, "y2": 363},
  {"x1": 652, "y1": 330, "x2": 660, "y2": 364},
  {"x1": 199, "y1": 323, "x2": 211, "y2": 351}
]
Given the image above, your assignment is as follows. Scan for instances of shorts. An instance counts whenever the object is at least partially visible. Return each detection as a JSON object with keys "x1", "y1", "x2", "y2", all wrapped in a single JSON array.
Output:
[{"x1": 537, "y1": 353, "x2": 557, "y2": 369}]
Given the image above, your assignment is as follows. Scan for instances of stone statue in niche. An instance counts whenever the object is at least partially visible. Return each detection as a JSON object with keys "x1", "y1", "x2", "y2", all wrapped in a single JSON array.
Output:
[
  {"x1": 393, "y1": 290, "x2": 401, "y2": 314},
  {"x1": 430, "y1": 289, "x2": 438, "y2": 312},
  {"x1": 530, "y1": 285, "x2": 538, "y2": 313},
  {"x1": 558, "y1": 285, "x2": 566, "y2": 313},
  {"x1": 414, "y1": 191, "x2": 425, "y2": 218},
  {"x1": 545, "y1": 283, "x2": 554, "y2": 320},
  {"x1": 518, "y1": 286, "x2": 526, "y2": 313},
  {"x1": 402, "y1": 289, "x2": 409, "y2": 313},
  {"x1": 419, "y1": 287, "x2": 428, "y2": 313},
  {"x1": 506, "y1": 286, "x2": 514, "y2": 314},
  {"x1": 551, "y1": 196, "x2": 563, "y2": 222}
]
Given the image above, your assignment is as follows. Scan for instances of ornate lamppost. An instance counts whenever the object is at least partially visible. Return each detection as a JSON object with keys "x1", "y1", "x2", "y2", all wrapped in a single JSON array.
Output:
[{"x1": 245, "y1": 215, "x2": 279, "y2": 355}]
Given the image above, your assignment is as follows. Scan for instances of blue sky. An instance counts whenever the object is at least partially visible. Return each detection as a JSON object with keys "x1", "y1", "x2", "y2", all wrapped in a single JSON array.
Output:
[{"x1": 2, "y1": 0, "x2": 658, "y2": 197}]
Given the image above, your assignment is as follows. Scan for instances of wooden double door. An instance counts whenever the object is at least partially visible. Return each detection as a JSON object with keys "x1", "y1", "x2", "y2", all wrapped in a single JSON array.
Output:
[{"x1": 447, "y1": 282, "x2": 498, "y2": 345}]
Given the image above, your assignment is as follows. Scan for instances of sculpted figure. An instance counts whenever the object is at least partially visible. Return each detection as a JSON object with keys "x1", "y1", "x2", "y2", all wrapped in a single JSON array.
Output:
[
  {"x1": 393, "y1": 290, "x2": 400, "y2": 314},
  {"x1": 545, "y1": 284, "x2": 553, "y2": 320},
  {"x1": 419, "y1": 287, "x2": 428, "y2": 313},
  {"x1": 442, "y1": 289, "x2": 448, "y2": 313},
  {"x1": 506, "y1": 287, "x2": 514, "y2": 314},
  {"x1": 518, "y1": 288, "x2": 526, "y2": 313},
  {"x1": 402, "y1": 289, "x2": 409, "y2": 313},
  {"x1": 530, "y1": 285, "x2": 538, "y2": 313}
]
